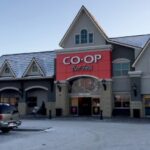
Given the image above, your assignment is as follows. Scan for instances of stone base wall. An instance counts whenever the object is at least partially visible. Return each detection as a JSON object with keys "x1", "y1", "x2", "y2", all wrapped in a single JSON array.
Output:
[
  {"x1": 46, "y1": 102, "x2": 55, "y2": 117},
  {"x1": 18, "y1": 102, "x2": 26, "y2": 115},
  {"x1": 130, "y1": 101, "x2": 144, "y2": 118}
]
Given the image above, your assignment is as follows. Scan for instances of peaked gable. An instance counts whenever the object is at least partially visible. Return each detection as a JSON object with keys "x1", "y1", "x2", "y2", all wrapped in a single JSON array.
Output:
[
  {"x1": 59, "y1": 6, "x2": 108, "y2": 48},
  {"x1": 132, "y1": 39, "x2": 150, "y2": 67},
  {"x1": 0, "y1": 60, "x2": 16, "y2": 78},
  {"x1": 22, "y1": 57, "x2": 45, "y2": 77}
]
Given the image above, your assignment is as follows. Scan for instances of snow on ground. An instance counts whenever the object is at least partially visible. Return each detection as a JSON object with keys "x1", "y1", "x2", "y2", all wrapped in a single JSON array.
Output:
[{"x1": 0, "y1": 118, "x2": 150, "y2": 150}]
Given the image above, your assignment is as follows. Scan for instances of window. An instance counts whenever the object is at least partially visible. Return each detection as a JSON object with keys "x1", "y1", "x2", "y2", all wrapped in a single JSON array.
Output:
[
  {"x1": 81, "y1": 29, "x2": 87, "y2": 43},
  {"x1": 113, "y1": 59, "x2": 130, "y2": 76},
  {"x1": 114, "y1": 95, "x2": 130, "y2": 108},
  {"x1": 32, "y1": 63, "x2": 38, "y2": 72},
  {"x1": 4, "y1": 66, "x2": 10, "y2": 74},
  {"x1": 75, "y1": 34, "x2": 80, "y2": 44},
  {"x1": 89, "y1": 33, "x2": 93, "y2": 43},
  {"x1": 75, "y1": 29, "x2": 94, "y2": 44}
]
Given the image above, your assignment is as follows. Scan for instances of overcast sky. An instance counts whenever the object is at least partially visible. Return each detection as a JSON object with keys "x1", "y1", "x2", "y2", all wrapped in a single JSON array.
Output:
[{"x1": 0, "y1": 0, "x2": 150, "y2": 56}]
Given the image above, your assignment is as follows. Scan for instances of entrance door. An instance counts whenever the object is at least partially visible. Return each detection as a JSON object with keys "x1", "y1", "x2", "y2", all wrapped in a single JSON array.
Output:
[{"x1": 78, "y1": 97, "x2": 92, "y2": 116}]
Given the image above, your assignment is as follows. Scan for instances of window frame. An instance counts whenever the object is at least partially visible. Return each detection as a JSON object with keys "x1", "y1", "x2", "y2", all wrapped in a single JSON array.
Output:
[
  {"x1": 88, "y1": 33, "x2": 94, "y2": 43},
  {"x1": 75, "y1": 34, "x2": 80, "y2": 44},
  {"x1": 74, "y1": 30, "x2": 94, "y2": 45},
  {"x1": 81, "y1": 29, "x2": 88, "y2": 44},
  {"x1": 31, "y1": 62, "x2": 38, "y2": 73},
  {"x1": 114, "y1": 93, "x2": 130, "y2": 109},
  {"x1": 112, "y1": 58, "x2": 130, "y2": 77}
]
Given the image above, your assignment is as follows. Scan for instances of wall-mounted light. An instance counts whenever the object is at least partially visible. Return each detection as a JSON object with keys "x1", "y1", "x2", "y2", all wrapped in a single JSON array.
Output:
[
  {"x1": 102, "y1": 79, "x2": 107, "y2": 91},
  {"x1": 56, "y1": 81, "x2": 62, "y2": 92},
  {"x1": 132, "y1": 83, "x2": 137, "y2": 97}
]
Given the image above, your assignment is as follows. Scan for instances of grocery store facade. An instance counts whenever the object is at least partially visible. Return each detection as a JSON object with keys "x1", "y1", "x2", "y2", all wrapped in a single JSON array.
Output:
[{"x1": 0, "y1": 6, "x2": 150, "y2": 118}]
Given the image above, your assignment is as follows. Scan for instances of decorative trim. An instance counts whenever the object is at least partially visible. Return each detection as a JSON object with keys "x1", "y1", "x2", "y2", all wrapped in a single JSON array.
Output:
[
  {"x1": 128, "y1": 71, "x2": 142, "y2": 77},
  {"x1": 56, "y1": 45, "x2": 112, "y2": 54},
  {"x1": 25, "y1": 86, "x2": 48, "y2": 91},
  {"x1": 0, "y1": 87, "x2": 20, "y2": 92},
  {"x1": 66, "y1": 75, "x2": 100, "y2": 81},
  {"x1": 22, "y1": 57, "x2": 45, "y2": 77},
  {"x1": 112, "y1": 58, "x2": 130, "y2": 63},
  {"x1": 0, "y1": 60, "x2": 16, "y2": 78}
]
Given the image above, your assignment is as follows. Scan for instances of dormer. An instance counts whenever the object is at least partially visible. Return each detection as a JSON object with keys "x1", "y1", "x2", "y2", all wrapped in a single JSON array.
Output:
[
  {"x1": 23, "y1": 57, "x2": 45, "y2": 77},
  {"x1": 59, "y1": 6, "x2": 108, "y2": 48},
  {"x1": 0, "y1": 60, "x2": 15, "y2": 78}
]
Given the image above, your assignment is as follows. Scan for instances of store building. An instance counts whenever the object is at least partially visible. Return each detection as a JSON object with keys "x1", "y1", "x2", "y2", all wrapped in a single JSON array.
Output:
[{"x1": 0, "y1": 6, "x2": 150, "y2": 118}]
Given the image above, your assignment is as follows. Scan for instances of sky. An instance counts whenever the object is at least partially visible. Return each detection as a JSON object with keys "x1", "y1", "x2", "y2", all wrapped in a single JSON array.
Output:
[{"x1": 0, "y1": 0, "x2": 150, "y2": 56}]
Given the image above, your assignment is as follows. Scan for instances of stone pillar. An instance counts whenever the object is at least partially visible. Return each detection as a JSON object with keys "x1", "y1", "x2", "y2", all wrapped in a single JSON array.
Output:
[
  {"x1": 18, "y1": 91, "x2": 26, "y2": 115},
  {"x1": 55, "y1": 81, "x2": 69, "y2": 116},
  {"x1": 129, "y1": 71, "x2": 143, "y2": 118},
  {"x1": 46, "y1": 102, "x2": 55, "y2": 117},
  {"x1": 100, "y1": 80, "x2": 112, "y2": 117}
]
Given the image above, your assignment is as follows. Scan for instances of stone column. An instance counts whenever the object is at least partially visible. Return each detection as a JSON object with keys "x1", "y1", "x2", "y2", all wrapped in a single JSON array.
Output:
[
  {"x1": 55, "y1": 81, "x2": 69, "y2": 116},
  {"x1": 18, "y1": 91, "x2": 27, "y2": 115},
  {"x1": 129, "y1": 71, "x2": 143, "y2": 118},
  {"x1": 100, "y1": 79, "x2": 112, "y2": 117}
]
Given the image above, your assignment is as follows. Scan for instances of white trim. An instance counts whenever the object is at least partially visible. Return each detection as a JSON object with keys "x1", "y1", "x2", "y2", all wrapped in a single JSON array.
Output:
[
  {"x1": 25, "y1": 86, "x2": 48, "y2": 92},
  {"x1": 112, "y1": 58, "x2": 130, "y2": 63},
  {"x1": 56, "y1": 45, "x2": 112, "y2": 54},
  {"x1": 132, "y1": 39, "x2": 150, "y2": 67},
  {"x1": 128, "y1": 71, "x2": 142, "y2": 77},
  {"x1": 0, "y1": 87, "x2": 20, "y2": 92},
  {"x1": 70, "y1": 93, "x2": 100, "y2": 97},
  {"x1": 66, "y1": 75, "x2": 100, "y2": 81},
  {"x1": 0, "y1": 76, "x2": 53, "y2": 81},
  {"x1": 22, "y1": 57, "x2": 45, "y2": 77}
]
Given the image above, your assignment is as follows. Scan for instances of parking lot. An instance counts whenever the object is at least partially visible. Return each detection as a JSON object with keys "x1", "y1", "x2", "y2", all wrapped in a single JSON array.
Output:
[{"x1": 1, "y1": 117, "x2": 150, "y2": 150}]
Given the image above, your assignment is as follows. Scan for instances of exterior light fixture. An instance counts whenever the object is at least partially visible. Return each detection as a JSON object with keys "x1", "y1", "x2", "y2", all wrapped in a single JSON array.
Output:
[
  {"x1": 56, "y1": 81, "x2": 62, "y2": 92},
  {"x1": 102, "y1": 79, "x2": 107, "y2": 91},
  {"x1": 132, "y1": 83, "x2": 137, "y2": 97}
]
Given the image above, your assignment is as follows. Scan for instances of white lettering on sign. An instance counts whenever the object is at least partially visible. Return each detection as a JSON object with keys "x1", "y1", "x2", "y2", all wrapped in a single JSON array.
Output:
[{"x1": 63, "y1": 54, "x2": 102, "y2": 65}]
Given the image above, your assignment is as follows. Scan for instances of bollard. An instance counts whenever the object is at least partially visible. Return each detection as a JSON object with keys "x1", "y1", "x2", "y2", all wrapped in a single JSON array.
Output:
[
  {"x1": 49, "y1": 110, "x2": 52, "y2": 119},
  {"x1": 100, "y1": 110, "x2": 103, "y2": 120}
]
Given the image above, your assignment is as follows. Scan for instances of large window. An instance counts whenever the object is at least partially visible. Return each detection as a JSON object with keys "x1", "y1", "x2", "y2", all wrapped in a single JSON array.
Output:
[
  {"x1": 114, "y1": 94, "x2": 130, "y2": 108},
  {"x1": 75, "y1": 29, "x2": 93, "y2": 44},
  {"x1": 113, "y1": 58, "x2": 130, "y2": 76},
  {"x1": 113, "y1": 94, "x2": 130, "y2": 116}
]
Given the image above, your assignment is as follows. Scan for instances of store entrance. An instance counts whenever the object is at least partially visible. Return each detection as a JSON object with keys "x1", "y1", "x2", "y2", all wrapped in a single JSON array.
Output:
[{"x1": 78, "y1": 97, "x2": 92, "y2": 116}]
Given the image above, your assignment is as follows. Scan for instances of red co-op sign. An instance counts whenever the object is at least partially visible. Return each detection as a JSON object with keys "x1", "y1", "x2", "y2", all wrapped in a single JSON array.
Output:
[{"x1": 56, "y1": 50, "x2": 112, "y2": 80}]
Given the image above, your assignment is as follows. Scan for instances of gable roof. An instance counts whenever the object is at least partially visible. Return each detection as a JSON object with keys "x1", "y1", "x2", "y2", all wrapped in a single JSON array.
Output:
[
  {"x1": 0, "y1": 51, "x2": 56, "y2": 79},
  {"x1": 110, "y1": 34, "x2": 150, "y2": 48},
  {"x1": 59, "y1": 5, "x2": 109, "y2": 47},
  {"x1": 132, "y1": 39, "x2": 150, "y2": 67},
  {"x1": 22, "y1": 57, "x2": 45, "y2": 77},
  {"x1": 0, "y1": 60, "x2": 16, "y2": 78}
]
